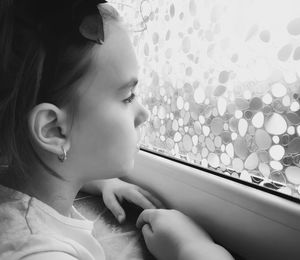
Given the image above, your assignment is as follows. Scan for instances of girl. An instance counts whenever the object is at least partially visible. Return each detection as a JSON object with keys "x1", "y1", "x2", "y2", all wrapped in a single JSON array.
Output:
[{"x1": 0, "y1": 0, "x2": 233, "y2": 259}]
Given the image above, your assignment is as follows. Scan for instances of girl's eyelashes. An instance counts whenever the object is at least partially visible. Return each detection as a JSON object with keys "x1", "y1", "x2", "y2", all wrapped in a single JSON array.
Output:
[{"x1": 123, "y1": 92, "x2": 136, "y2": 103}]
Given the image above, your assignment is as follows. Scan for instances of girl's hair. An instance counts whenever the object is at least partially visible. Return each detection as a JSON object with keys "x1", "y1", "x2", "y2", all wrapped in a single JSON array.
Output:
[{"x1": 0, "y1": 0, "x2": 120, "y2": 178}]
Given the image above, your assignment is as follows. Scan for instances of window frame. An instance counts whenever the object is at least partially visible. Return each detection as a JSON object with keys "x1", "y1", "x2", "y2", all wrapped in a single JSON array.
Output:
[{"x1": 124, "y1": 149, "x2": 300, "y2": 259}]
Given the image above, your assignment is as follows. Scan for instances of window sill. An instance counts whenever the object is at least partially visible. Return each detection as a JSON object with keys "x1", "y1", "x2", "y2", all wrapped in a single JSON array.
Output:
[{"x1": 123, "y1": 149, "x2": 300, "y2": 260}]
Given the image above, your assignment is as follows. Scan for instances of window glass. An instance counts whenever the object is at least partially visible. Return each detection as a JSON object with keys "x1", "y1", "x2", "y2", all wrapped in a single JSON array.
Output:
[{"x1": 113, "y1": 0, "x2": 300, "y2": 199}]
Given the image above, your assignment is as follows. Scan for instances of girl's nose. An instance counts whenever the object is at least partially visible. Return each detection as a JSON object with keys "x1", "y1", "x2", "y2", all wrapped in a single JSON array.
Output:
[{"x1": 134, "y1": 103, "x2": 149, "y2": 128}]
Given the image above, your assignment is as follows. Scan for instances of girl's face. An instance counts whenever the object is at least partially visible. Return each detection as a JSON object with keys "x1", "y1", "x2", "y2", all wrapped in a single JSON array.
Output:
[{"x1": 68, "y1": 21, "x2": 148, "y2": 181}]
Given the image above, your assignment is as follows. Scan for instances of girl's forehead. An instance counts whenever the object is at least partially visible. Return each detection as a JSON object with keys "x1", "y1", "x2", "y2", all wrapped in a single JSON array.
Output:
[{"x1": 82, "y1": 21, "x2": 138, "y2": 95}]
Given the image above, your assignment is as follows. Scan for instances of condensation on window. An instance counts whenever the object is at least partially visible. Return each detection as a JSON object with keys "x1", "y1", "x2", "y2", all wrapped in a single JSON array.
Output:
[{"x1": 113, "y1": 0, "x2": 300, "y2": 199}]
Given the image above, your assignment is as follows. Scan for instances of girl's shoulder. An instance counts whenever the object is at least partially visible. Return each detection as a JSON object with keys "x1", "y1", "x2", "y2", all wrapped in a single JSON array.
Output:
[
  {"x1": 0, "y1": 183, "x2": 32, "y2": 239},
  {"x1": 0, "y1": 184, "x2": 105, "y2": 260}
]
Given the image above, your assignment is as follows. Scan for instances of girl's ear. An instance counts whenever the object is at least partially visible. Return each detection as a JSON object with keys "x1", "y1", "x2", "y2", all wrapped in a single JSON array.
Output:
[{"x1": 28, "y1": 103, "x2": 71, "y2": 156}]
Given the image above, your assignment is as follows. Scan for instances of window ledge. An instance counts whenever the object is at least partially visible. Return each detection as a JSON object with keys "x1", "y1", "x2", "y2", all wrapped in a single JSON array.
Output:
[{"x1": 124, "y1": 150, "x2": 300, "y2": 260}]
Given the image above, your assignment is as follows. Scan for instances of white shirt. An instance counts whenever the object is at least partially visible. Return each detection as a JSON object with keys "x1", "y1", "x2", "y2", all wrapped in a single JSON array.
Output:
[{"x1": 0, "y1": 184, "x2": 106, "y2": 260}]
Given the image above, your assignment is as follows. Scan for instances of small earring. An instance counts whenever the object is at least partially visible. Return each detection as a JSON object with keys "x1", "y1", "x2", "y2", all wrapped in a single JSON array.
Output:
[{"x1": 58, "y1": 146, "x2": 67, "y2": 162}]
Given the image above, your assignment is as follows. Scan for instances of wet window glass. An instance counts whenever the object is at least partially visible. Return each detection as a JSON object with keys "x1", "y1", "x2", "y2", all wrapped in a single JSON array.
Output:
[{"x1": 113, "y1": 0, "x2": 300, "y2": 200}]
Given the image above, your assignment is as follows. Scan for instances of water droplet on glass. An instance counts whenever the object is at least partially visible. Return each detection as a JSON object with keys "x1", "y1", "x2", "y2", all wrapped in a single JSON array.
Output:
[
  {"x1": 265, "y1": 113, "x2": 287, "y2": 135},
  {"x1": 174, "y1": 132, "x2": 182, "y2": 142},
  {"x1": 194, "y1": 121, "x2": 201, "y2": 134},
  {"x1": 258, "y1": 163, "x2": 270, "y2": 177},
  {"x1": 217, "y1": 97, "x2": 227, "y2": 116},
  {"x1": 170, "y1": 3, "x2": 175, "y2": 18},
  {"x1": 277, "y1": 44, "x2": 293, "y2": 62},
  {"x1": 214, "y1": 136, "x2": 222, "y2": 148},
  {"x1": 270, "y1": 161, "x2": 283, "y2": 171},
  {"x1": 287, "y1": 17, "x2": 300, "y2": 36},
  {"x1": 172, "y1": 120, "x2": 179, "y2": 131},
  {"x1": 194, "y1": 87, "x2": 205, "y2": 104},
  {"x1": 231, "y1": 53, "x2": 239, "y2": 63},
  {"x1": 235, "y1": 98, "x2": 249, "y2": 110},
  {"x1": 245, "y1": 152, "x2": 259, "y2": 170},
  {"x1": 152, "y1": 32, "x2": 159, "y2": 45},
  {"x1": 249, "y1": 97, "x2": 263, "y2": 111},
  {"x1": 293, "y1": 46, "x2": 300, "y2": 60},
  {"x1": 269, "y1": 171, "x2": 286, "y2": 184},
  {"x1": 259, "y1": 30, "x2": 270, "y2": 42},
  {"x1": 255, "y1": 129, "x2": 272, "y2": 150},
  {"x1": 282, "y1": 95, "x2": 291, "y2": 107},
  {"x1": 257, "y1": 150, "x2": 269, "y2": 163},
  {"x1": 229, "y1": 118, "x2": 238, "y2": 131},
  {"x1": 182, "y1": 37, "x2": 191, "y2": 53},
  {"x1": 235, "y1": 110, "x2": 243, "y2": 119},
  {"x1": 227, "y1": 104, "x2": 236, "y2": 115},
  {"x1": 262, "y1": 105, "x2": 273, "y2": 116},
  {"x1": 165, "y1": 48, "x2": 172, "y2": 59},
  {"x1": 160, "y1": 125, "x2": 166, "y2": 135},
  {"x1": 221, "y1": 132, "x2": 231, "y2": 144},
  {"x1": 192, "y1": 135, "x2": 198, "y2": 146},
  {"x1": 285, "y1": 166, "x2": 300, "y2": 184},
  {"x1": 221, "y1": 153, "x2": 231, "y2": 166},
  {"x1": 232, "y1": 158, "x2": 244, "y2": 172},
  {"x1": 177, "y1": 96, "x2": 184, "y2": 110},
  {"x1": 205, "y1": 152, "x2": 219, "y2": 169},
  {"x1": 262, "y1": 93, "x2": 272, "y2": 104},
  {"x1": 202, "y1": 147, "x2": 208, "y2": 158},
  {"x1": 234, "y1": 137, "x2": 249, "y2": 159},
  {"x1": 283, "y1": 71, "x2": 297, "y2": 84},
  {"x1": 189, "y1": 0, "x2": 197, "y2": 16},
  {"x1": 273, "y1": 136, "x2": 280, "y2": 144},
  {"x1": 226, "y1": 143, "x2": 234, "y2": 158},
  {"x1": 252, "y1": 112, "x2": 264, "y2": 128},
  {"x1": 183, "y1": 135, "x2": 193, "y2": 152},
  {"x1": 144, "y1": 43, "x2": 149, "y2": 56},
  {"x1": 165, "y1": 30, "x2": 171, "y2": 40},
  {"x1": 210, "y1": 117, "x2": 224, "y2": 135},
  {"x1": 158, "y1": 106, "x2": 166, "y2": 119},
  {"x1": 213, "y1": 85, "x2": 226, "y2": 96},
  {"x1": 271, "y1": 83, "x2": 287, "y2": 97},
  {"x1": 238, "y1": 118, "x2": 248, "y2": 137},
  {"x1": 290, "y1": 101, "x2": 300, "y2": 112},
  {"x1": 272, "y1": 99, "x2": 286, "y2": 114},
  {"x1": 244, "y1": 110, "x2": 253, "y2": 120},
  {"x1": 286, "y1": 112, "x2": 300, "y2": 125},
  {"x1": 203, "y1": 125, "x2": 210, "y2": 136},
  {"x1": 218, "y1": 71, "x2": 230, "y2": 83},
  {"x1": 269, "y1": 145, "x2": 285, "y2": 161},
  {"x1": 166, "y1": 138, "x2": 174, "y2": 150},
  {"x1": 179, "y1": 12, "x2": 184, "y2": 20},
  {"x1": 286, "y1": 137, "x2": 300, "y2": 154},
  {"x1": 206, "y1": 137, "x2": 215, "y2": 152}
]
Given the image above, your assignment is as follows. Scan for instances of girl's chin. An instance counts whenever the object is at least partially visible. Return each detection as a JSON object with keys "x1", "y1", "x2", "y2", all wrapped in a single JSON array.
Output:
[{"x1": 114, "y1": 158, "x2": 135, "y2": 177}]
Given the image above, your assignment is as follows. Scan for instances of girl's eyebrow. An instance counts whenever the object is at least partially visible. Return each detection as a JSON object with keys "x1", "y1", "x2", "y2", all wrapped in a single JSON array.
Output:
[{"x1": 118, "y1": 78, "x2": 139, "y2": 91}]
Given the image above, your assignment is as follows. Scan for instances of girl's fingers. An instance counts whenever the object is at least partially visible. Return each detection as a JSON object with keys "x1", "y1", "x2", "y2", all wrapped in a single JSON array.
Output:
[
  {"x1": 141, "y1": 223, "x2": 154, "y2": 240},
  {"x1": 138, "y1": 188, "x2": 166, "y2": 209},
  {"x1": 103, "y1": 192, "x2": 126, "y2": 223},
  {"x1": 126, "y1": 189, "x2": 156, "y2": 210},
  {"x1": 136, "y1": 209, "x2": 156, "y2": 228}
]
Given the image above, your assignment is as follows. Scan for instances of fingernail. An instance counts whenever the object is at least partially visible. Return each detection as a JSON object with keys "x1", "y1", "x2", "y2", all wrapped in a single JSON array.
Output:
[{"x1": 118, "y1": 214, "x2": 124, "y2": 223}]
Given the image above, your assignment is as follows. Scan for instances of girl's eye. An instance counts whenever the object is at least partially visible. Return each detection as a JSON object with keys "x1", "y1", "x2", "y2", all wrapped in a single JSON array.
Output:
[{"x1": 123, "y1": 92, "x2": 136, "y2": 104}]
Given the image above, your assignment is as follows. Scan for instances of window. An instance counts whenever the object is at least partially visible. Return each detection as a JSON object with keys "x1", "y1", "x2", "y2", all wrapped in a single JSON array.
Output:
[{"x1": 113, "y1": 0, "x2": 300, "y2": 200}]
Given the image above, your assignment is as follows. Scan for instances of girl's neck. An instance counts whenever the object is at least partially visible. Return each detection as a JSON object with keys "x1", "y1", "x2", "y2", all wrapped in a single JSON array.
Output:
[{"x1": 0, "y1": 167, "x2": 81, "y2": 217}]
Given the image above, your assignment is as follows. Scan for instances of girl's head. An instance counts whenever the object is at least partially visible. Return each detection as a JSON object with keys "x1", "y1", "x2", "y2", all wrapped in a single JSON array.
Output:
[{"x1": 0, "y1": 0, "x2": 148, "y2": 183}]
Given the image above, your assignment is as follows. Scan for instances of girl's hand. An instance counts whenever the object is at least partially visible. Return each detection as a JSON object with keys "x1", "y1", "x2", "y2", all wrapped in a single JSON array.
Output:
[
  {"x1": 136, "y1": 209, "x2": 233, "y2": 260},
  {"x1": 81, "y1": 179, "x2": 164, "y2": 223}
]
